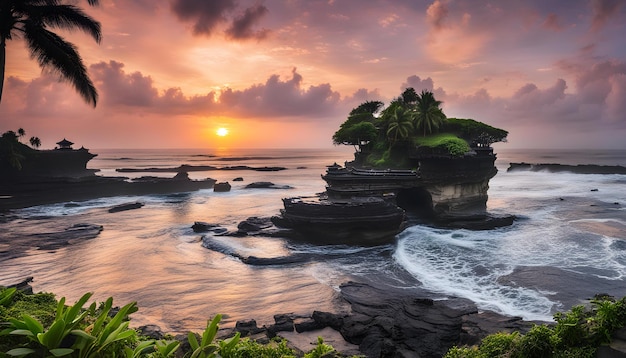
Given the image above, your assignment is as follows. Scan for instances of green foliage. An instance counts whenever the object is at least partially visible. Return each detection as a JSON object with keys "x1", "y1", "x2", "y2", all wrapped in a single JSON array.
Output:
[
  {"x1": 188, "y1": 315, "x2": 222, "y2": 358},
  {"x1": 414, "y1": 133, "x2": 470, "y2": 156},
  {"x1": 304, "y1": 337, "x2": 336, "y2": 358},
  {"x1": 445, "y1": 297, "x2": 626, "y2": 358},
  {"x1": 0, "y1": 290, "x2": 367, "y2": 358},
  {"x1": 0, "y1": 288, "x2": 17, "y2": 308},
  {"x1": 333, "y1": 90, "x2": 507, "y2": 164},
  {"x1": 0, "y1": 291, "x2": 58, "y2": 329},
  {"x1": 478, "y1": 331, "x2": 519, "y2": 357},
  {"x1": 514, "y1": 324, "x2": 555, "y2": 358},
  {"x1": 445, "y1": 118, "x2": 508, "y2": 145},
  {"x1": 218, "y1": 337, "x2": 295, "y2": 358}
]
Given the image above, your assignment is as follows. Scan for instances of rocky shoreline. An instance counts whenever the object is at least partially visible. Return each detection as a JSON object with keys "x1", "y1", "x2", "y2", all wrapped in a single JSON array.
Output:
[{"x1": 4, "y1": 276, "x2": 535, "y2": 358}]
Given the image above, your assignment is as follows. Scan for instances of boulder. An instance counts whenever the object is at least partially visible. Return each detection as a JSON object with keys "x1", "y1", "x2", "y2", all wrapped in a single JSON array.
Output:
[
  {"x1": 245, "y1": 182, "x2": 292, "y2": 189},
  {"x1": 235, "y1": 319, "x2": 265, "y2": 337},
  {"x1": 214, "y1": 182, "x2": 231, "y2": 192},
  {"x1": 108, "y1": 202, "x2": 144, "y2": 213},
  {"x1": 237, "y1": 216, "x2": 273, "y2": 233},
  {"x1": 138, "y1": 325, "x2": 165, "y2": 340},
  {"x1": 267, "y1": 314, "x2": 295, "y2": 337},
  {"x1": 233, "y1": 177, "x2": 244, "y2": 181},
  {"x1": 192, "y1": 221, "x2": 220, "y2": 233}
]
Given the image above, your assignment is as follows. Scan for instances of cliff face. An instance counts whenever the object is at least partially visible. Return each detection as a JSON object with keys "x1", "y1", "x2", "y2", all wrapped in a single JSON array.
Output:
[
  {"x1": 425, "y1": 179, "x2": 491, "y2": 218},
  {"x1": 418, "y1": 155, "x2": 497, "y2": 219},
  {"x1": 324, "y1": 151, "x2": 509, "y2": 228}
]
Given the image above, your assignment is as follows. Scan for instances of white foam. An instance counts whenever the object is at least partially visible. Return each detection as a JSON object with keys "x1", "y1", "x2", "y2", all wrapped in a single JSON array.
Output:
[{"x1": 394, "y1": 226, "x2": 557, "y2": 321}]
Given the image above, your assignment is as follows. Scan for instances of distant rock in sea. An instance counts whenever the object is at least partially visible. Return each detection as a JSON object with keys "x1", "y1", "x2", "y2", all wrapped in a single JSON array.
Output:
[{"x1": 508, "y1": 162, "x2": 626, "y2": 175}]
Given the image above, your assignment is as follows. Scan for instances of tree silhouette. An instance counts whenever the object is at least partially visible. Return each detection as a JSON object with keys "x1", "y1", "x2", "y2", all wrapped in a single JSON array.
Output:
[
  {"x1": 29, "y1": 136, "x2": 41, "y2": 148},
  {"x1": 0, "y1": 0, "x2": 101, "y2": 106}
]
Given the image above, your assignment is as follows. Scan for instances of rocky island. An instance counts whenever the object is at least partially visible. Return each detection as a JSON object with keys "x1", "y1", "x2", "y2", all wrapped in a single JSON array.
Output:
[{"x1": 273, "y1": 88, "x2": 513, "y2": 243}]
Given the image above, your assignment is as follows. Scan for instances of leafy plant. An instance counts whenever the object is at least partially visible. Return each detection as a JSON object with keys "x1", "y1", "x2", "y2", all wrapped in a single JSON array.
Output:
[
  {"x1": 304, "y1": 337, "x2": 336, "y2": 358},
  {"x1": 152, "y1": 339, "x2": 180, "y2": 357},
  {"x1": 188, "y1": 314, "x2": 222, "y2": 358},
  {"x1": 5, "y1": 292, "x2": 95, "y2": 357},
  {"x1": 0, "y1": 288, "x2": 17, "y2": 307},
  {"x1": 71, "y1": 297, "x2": 139, "y2": 358}
]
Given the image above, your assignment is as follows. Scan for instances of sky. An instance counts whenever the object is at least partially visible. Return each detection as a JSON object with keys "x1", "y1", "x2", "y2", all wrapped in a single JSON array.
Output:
[{"x1": 1, "y1": 0, "x2": 625, "y2": 149}]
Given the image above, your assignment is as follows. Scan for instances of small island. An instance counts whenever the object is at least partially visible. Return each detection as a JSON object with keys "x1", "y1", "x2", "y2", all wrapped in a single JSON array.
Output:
[
  {"x1": 274, "y1": 88, "x2": 512, "y2": 243},
  {"x1": 0, "y1": 130, "x2": 217, "y2": 209}
]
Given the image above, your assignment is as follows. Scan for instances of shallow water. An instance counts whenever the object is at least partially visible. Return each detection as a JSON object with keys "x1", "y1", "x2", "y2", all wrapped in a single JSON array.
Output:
[{"x1": 1, "y1": 147, "x2": 625, "y2": 331}]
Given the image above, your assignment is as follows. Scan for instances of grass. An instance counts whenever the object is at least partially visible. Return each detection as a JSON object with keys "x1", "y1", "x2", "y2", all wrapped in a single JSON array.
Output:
[{"x1": 413, "y1": 133, "x2": 471, "y2": 156}]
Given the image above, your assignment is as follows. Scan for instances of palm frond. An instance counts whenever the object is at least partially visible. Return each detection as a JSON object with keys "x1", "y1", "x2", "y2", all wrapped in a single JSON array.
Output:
[
  {"x1": 24, "y1": 21, "x2": 97, "y2": 106},
  {"x1": 25, "y1": 4, "x2": 101, "y2": 43}
]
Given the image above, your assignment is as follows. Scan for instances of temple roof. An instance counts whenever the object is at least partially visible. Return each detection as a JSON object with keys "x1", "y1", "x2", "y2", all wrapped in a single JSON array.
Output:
[{"x1": 56, "y1": 138, "x2": 74, "y2": 147}]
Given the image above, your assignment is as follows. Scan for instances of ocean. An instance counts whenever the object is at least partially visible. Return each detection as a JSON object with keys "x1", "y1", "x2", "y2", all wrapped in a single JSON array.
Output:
[{"x1": 1, "y1": 147, "x2": 625, "y2": 333}]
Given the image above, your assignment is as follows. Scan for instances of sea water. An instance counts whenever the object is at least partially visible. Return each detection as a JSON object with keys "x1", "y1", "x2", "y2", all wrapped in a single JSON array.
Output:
[{"x1": 1, "y1": 147, "x2": 625, "y2": 332}]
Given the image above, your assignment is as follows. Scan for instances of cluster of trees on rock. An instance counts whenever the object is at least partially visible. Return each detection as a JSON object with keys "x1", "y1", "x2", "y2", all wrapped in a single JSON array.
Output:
[
  {"x1": 0, "y1": 128, "x2": 41, "y2": 170},
  {"x1": 333, "y1": 88, "x2": 508, "y2": 166},
  {"x1": 333, "y1": 88, "x2": 446, "y2": 150}
]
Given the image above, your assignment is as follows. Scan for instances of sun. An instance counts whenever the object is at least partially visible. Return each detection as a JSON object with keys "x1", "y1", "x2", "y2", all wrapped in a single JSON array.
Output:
[{"x1": 216, "y1": 127, "x2": 229, "y2": 137}]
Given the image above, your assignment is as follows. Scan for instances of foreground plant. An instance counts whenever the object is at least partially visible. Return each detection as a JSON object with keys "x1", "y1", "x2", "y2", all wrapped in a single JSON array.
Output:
[
  {"x1": 3, "y1": 292, "x2": 141, "y2": 357},
  {"x1": 0, "y1": 288, "x2": 365, "y2": 357},
  {"x1": 445, "y1": 296, "x2": 626, "y2": 358}
]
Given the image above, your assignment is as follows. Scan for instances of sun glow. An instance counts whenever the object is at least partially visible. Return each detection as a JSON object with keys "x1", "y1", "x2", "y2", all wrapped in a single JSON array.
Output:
[{"x1": 216, "y1": 127, "x2": 229, "y2": 137}]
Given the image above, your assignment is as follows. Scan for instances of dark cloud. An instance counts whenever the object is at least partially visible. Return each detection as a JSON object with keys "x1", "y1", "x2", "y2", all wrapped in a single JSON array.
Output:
[
  {"x1": 169, "y1": 0, "x2": 270, "y2": 40},
  {"x1": 591, "y1": 0, "x2": 624, "y2": 32},
  {"x1": 169, "y1": 0, "x2": 236, "y2": 36},
  {"x1": 220, "y1": 68, "x2": 341, "y2": 119},
  {"x1": 226, "y1": 3, "x2": 269, "y2": 40}
]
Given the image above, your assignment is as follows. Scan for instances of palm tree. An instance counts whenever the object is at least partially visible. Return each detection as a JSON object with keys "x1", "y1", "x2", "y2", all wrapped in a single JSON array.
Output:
[
  {"x1": 0, "y1": 0, "x2": 101, "y2": 106},
  {"x1": 17, "y1": 127, "x2": 25, "y2": 141},
  {"x1": 385, "y1": 106, "x2": 414, "y2": 145},
  {"x1": 414, "y1": 90, "x2": 446, "y2": 137},
  {"x1": 29, "y1": 136, "x2": 40, "y2": 148}
]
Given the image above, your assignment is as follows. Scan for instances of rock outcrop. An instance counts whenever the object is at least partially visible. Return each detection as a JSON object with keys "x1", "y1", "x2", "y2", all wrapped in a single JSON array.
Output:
[
  {"x1": 321, "y1": 151, "x2": 512, "y2": 230},
  {"x1": 508, "y1": 162, "x2": 626, "y2": 175}
]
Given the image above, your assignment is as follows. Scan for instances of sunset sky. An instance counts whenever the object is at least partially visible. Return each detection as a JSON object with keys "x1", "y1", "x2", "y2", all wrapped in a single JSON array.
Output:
[{"x1": 1, "y1": 0, "x2": 625, "y2": 149}]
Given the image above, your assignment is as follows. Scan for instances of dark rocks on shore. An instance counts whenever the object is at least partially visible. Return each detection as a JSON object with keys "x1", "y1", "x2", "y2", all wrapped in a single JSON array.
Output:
[
  {"x1": 233, "y1": 177, "x2": 244, "y2": 181},
  {"x1": 508, "y1": 162, "x2": 626, "y2": 175},
  {"x1": 192, "y1": 281, "x2": 536, "y2": 357},
  {"x1": 116, "y1": 165, "x2": 286, "y2": 173},
  {"x1": 108, "y1": 202, "x2": 144, "y2": 213},
  {"x1": 0, "y1": 173, "x2": 217, "y2": 211},
  {"x1": 213, "y1": 182, "x2": 231, "y2": 192},
  {"x1": 4, "y1": 276, "x2": 34, "y2": 294},
  {"x1": 436, "y1": 213, "x2": 516, "y2": 230},
  {"x1": 245, "y1": 182, "x2": 293, "y2": 189},
  {"x1": 236, "y1": 216, "x2": 273, "y2": 233},
  {"x1": 191, "y1": 221, "x2": 225, "y2": 234}
]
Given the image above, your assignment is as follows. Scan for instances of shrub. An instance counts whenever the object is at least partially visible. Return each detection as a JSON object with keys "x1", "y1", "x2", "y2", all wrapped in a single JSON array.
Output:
[{"x1": 445, "y1": 297, "x2": 626, "y2": 358}]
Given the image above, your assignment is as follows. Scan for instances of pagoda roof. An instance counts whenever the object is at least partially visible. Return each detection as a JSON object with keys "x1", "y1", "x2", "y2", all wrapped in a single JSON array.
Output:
[{"x1": 56, "y1": 138, "x2": 74, "y2": 146}]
